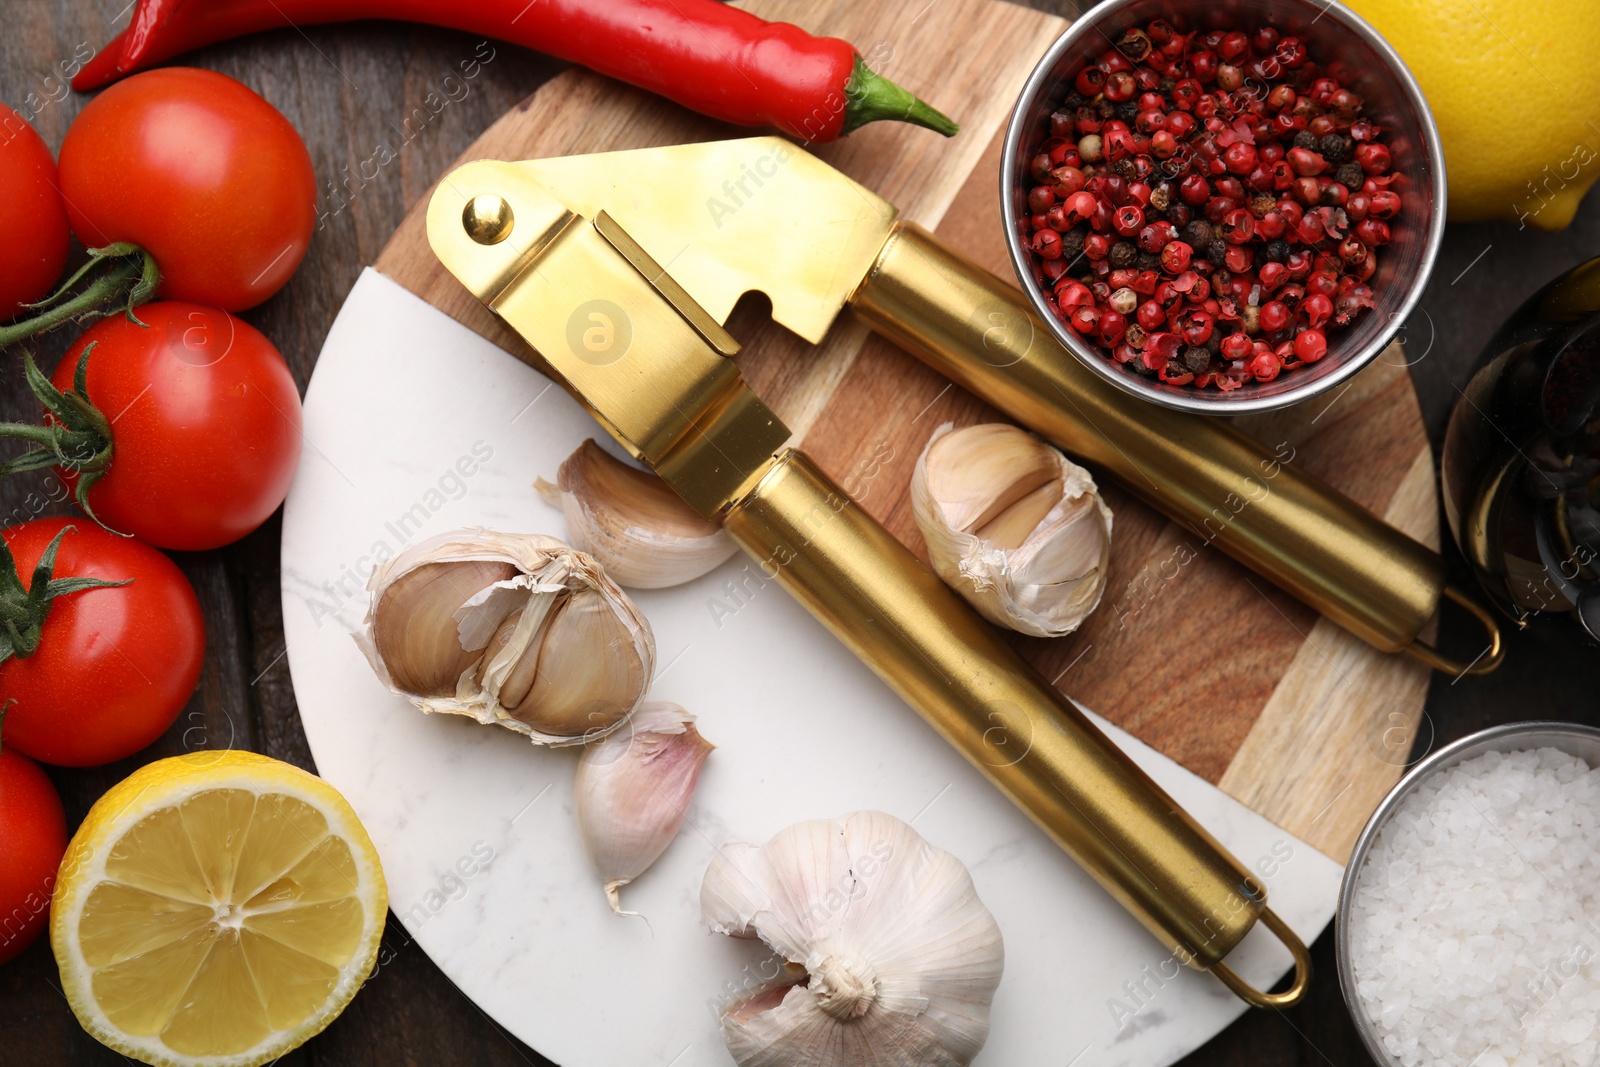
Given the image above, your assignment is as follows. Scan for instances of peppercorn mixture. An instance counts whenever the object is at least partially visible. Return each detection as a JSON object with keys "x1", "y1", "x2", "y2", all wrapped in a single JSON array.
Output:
[{"x1": 1022, "y1": 20, "x2": 1400, "y2": 390}]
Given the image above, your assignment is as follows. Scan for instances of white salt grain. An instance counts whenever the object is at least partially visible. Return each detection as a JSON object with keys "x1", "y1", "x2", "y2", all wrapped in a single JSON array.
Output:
[{"x1": 1349, "y1": 747, "x2": 1600, "y2": 1066}]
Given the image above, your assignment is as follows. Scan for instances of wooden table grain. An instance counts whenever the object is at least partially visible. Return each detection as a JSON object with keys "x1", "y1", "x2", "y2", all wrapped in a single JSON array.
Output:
[{"x1": 2, "y1": 3, "x2": 1597, "y2": 1065}]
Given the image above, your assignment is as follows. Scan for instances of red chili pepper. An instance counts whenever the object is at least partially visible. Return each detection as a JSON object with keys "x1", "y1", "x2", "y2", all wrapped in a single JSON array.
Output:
[{"x1": 74, "y1": 0, "x2": 958, "y2": 143}]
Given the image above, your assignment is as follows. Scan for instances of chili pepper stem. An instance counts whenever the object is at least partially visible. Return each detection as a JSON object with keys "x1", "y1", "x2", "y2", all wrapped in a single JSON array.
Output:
[
  {"x1": 842, "y1": 57, "x2": 959, "y2": 137},
  {"x1": 0, "y1": 244, "x2": 159, "y2": 349}
]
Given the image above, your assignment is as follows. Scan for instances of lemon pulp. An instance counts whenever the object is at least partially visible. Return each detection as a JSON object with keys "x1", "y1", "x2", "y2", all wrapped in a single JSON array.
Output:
[{"x1": 54, "y1": 753, "x2": 386, "y2": 1067}]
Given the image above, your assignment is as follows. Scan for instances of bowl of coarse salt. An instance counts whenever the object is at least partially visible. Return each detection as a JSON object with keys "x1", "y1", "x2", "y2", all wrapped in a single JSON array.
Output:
[{"x1": 1338, "y1": 721, "x2": 1600, "y2": 1067}]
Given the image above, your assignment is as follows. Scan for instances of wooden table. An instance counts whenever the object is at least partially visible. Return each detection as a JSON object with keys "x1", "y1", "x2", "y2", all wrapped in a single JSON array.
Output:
[{"x1": 4, "y1": 3, "x2": 1598, "y2": 1064}]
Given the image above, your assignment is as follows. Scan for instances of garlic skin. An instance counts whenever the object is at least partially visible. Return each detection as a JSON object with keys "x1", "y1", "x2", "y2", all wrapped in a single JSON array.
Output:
[
  {"x1": 356, "y1": 528, "x2": 655, "y2": 746},
  {"x1": 536, "y1": 439, "x2": 737, "y2": 589},
  {"x1": 702, "y1": 811, "x2": 1004, "y2": 1067},
  {"x1": 911, "y1": 422, "x2": 1113, "y2": 638},
  {"x1": 574, "y1": 701, "x2": 713, "y2": 915}
]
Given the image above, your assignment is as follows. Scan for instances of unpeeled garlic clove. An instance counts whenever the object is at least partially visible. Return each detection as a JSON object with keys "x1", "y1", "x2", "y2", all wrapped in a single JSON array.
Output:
[
  {"x1": 701, "y1": 811, "x2": 1004, "y2": 1067},
  {"x1": 574, "y1": 701, "x2": 713, "y2": 915},
  {"x1": 911, "y1": 422, "x2": 1113, "y2": 638},
  {"x1": 356, "y1": 528, "x2": 654, "y2": 746},
  {"x1": 536, "y1": 439, "x2": 737, "y2": 589}
]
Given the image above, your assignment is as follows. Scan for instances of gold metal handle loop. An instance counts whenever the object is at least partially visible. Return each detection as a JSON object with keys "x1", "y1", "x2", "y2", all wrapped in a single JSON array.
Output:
[
  {"x1": 1404, "y1": 585, "x2": 1506, "y2": 677},
  {"x1": 1209, "y1": 906, "x2": 1313, "y2": 1009}
]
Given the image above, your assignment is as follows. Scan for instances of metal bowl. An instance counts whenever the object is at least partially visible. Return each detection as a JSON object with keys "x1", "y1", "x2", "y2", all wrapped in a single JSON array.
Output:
[
  {"x1": 1000, "y1": 0, "x2": 1447, "y2": 415},
  {"x1": 1335, "y1": 721, "x2": 1600, "y2": 1066}
]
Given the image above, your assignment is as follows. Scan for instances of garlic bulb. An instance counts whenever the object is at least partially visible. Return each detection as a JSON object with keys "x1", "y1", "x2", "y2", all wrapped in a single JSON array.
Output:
[
  {"x1": 357, "y1": 529, "x2": 654, "y2": 746},
  {"x1": 574, "y1": 701, "x2": 713, "y2": 915},
  {"x1": 911, "y1": 422, "x2": 1112, "y2": 637},
  {"x1": 536, "y1": 439, "x2": 737, "y2": 589},
  {"x1": 701, "y1": 811, "x2": 1004, "y2": 1067}
]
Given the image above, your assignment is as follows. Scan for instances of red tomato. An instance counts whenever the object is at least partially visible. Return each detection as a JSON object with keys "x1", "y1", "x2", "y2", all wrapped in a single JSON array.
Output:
[
  {"x1": 0, "y1": 737, "x2": 67, "y2": 964},
  {"x1": 0, "y1": 108, "x2": 71, "y2": 319},
  {"x1": 52, "y1": 303, "x2": 303, "y2": 551},
  {"x1": 58, "y1": 68, "x2": 315, "y2": 311},
  {"x1": 0, "y1": 519, "x2": 204, "y2": 767}
]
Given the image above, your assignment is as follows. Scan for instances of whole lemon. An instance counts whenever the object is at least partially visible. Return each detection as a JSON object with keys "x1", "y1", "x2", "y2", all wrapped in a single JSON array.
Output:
[{"x1": 1345, "y1": 0, "x2": 1600, "y2": 230}]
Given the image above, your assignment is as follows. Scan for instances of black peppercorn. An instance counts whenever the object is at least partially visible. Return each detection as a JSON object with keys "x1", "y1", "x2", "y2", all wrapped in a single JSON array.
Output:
[
  {"x1": 1064, "y1": 91, "x2": 1087, "y2": 110},
  {"x1": 1264, "y1": 238, "x2": 1291, "y2": 262},
  {"x1": 1097, "y1": 99, "x2": 1116, "y2": 118},
  {"x1": 1335, "y1": 162, "x2": 1365, "y2": 191},
  {"x1": 1135, "y1": 250, "x2": 1162, "y2": 272},
  {"x1": 1112, "y1": 158, "x2": 1138, "y2": 181},
  {"x1": 1207, "y1": 238, "x2": 1229, "y2": 265},
  {"x1": 1319, "y1": 134, "x2": 1354, "y2": 163},
  {"x1": 1293, "y1": 130, "x2": 1317, "y2": 150},
  {"x1": 1168, "y1": 203, "x2": 1193, "y2": 227},
  {"x1": 1182, "y1": 345, "x2": 1212, "y2": 373},
  {"x1": 1183, "y1": 219, "x2": 1214, "y2": 247},
  {"x1": 1150, "y1": 182, "x2": 1173, "y2": 212},
  {"x1": 1060, "y1": 228, "x2": 1087, "y2": 262},
  {"x1": 1158, "y1": 76, "x2": 1176, "y2": 94},
  {"x1": 1114, "y1": 100, "x2": 1140, "y2": 124}
]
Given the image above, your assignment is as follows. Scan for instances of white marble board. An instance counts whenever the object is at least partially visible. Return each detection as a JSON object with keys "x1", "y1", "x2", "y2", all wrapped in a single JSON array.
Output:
[{"x1": 280, "y1": 268, "x2": 1343, "y2": 1067}]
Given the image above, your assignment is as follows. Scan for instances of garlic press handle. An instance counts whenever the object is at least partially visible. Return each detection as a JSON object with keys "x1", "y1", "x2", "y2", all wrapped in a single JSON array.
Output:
[
  {"x1": 852, "y1": 222, "x2": 1502, "y2": 672},
  {"x1": 723, "y1": 447, "x2": 1306, "y2": 996}
]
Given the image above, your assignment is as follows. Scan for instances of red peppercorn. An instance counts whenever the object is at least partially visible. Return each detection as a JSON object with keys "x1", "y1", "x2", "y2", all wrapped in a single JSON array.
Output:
[
  {"x1": 1339, "y1": 235, "x2": 1368, "y2": 265},
  {"x1": 1136, "y1": 300, "x2": 1166, "y2": 331},
  {"x1": 1223, "y1": 244, "x2": 1254, "y2": 273},
  {"x1": 1132, "y1": 270, "x2": 1159, "y2": 295},
  {"x1": 1084, "y1": 232, "x2": 1113, "y2": 260},
  {"x1": 1355, "y1": 142, "x2": 1391, "y2": 174},
  {"x1": 1257, "y1": 261, "x2": 1288, "y2": 291},
  {"x1": 1166, "y1": 112, "x2": 1197, "y2": 139},
  {"x1": 1105, "y1": 70, "x2": 1138, "y2": 102},
  {"x1": 1057, "y1": 281, "x2": 1093, "y2": 310},
  {"x1": 1042, "y1": 257, "x2": 1069, "y2": 283},
  {"x1": 1287, "y1": 147, "x2": 1327, "y2": 176},
  {"x1": 1028, "y1": 186, "x2": 1057, "y2": 213},
  {"x1": 1222, "y1": 208, "x2": 1255, "y2": 243},
  {"x1": 1063, "y1": 190, "x2": 1098, "y2": 222},
  {"x1": 1368, "y1": 190, "x2": 1402, "y2": 219},
  {"x1": 1220, "y1": 332, "x2": 1252, "y2": 361},
  {"x1": 1099, "y1": 310, "x2": 1128, "y2": 344},
  {"x1": 1249, "y1": 350, "x2": 1282, "y2": 381},
  {"x1": 1294, "y1": 327, "x2": 1327, "y2": 362},
  {"x1": 1179, "y1": 310, "x2": 1215, "y2": 346},
  {"x1": 1267, "y1": 85, "x2": 1297, "y2": 112},
  {"x1": 1190, "y1": 51, "x2": 1219, "y2": 83},
  {"x1": 1275, "y1": 37, "x2": 1307, "y2": 68},
  {"x1": 1354, "y1": 218, "x2": 1390, "y2": 246},
  {"x1": 1302, "y1": 293, "x2": 1333, "y2": 328},
  {"x1": 1069, "y1": 304, "x2": 1099, "y2": 333},
  {"x1": 1179, "y1": 173, "x2": 1211, "y2": 206},
  {"x1": 1076, "y1": 67, "x2": 1106, "y2": 96},
  {"x1": 1160, "y1": 240, "x2": 1194, "y2": 273},
  {"x1": 1252, "y1": 26, "x2": 1280, "y2": 54},
  {"x1": 1151, "y1": 130, "x2": 1179, "y2": 158},
  {"x1": 1032, "y1": 229, "x2": 1063, "y2": 260},
  {"x1": 1222, "y1": 142, "x2": 1258, "y2": 175},
  {"x1": 1137, "y1": 109, "x2": 1168, "y2": 134},
  {"x1": 1114, "y1": 204, "x2": 1145, "y2": 236},
  {"x1": 1258, "y1": 300, "x2": 1290, "y2": 332}
]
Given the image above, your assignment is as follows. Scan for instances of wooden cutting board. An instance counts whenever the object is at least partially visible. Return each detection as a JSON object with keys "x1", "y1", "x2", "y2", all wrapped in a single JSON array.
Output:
[{"x1": 373, "y1": 0, "x2": 1436, "y2": 864}]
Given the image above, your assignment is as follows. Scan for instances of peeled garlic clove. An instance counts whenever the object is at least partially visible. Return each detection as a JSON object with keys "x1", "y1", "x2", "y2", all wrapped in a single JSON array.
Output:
[
  {"x1": 574, "y1": 701, "x2": 713, "y2": 915},
  {"x1": 356, "y1": 528, "x2": 654, "y2": 746},
  {"x1": 536, "y1": 439, "x2": 737, "y2": 589},
  {"x1": 911, "y1": 421, "x2": 1113, "y2": 638},
  {"x1": 701, "y1": 811, "x2": 1003, "y2": 1067}
]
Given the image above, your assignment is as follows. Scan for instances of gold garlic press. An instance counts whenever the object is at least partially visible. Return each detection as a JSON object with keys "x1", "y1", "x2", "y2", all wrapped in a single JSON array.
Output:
[
  {"x1": 428, "y1": 151, "x2": 1316, "y2": 1008},
  {"x1": 434, "y1": 136, "x2": 1502, "y2": 676}
]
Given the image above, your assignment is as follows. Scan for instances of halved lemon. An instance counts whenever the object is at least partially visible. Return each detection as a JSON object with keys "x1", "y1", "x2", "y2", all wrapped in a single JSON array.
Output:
[{"x1": 52, "y1": 750, "x2": 387, "y2": 1067}]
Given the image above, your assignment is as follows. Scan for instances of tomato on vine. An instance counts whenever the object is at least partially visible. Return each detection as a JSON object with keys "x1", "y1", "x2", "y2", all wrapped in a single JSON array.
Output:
[
  {"x1": 0, "y1": 303, "x2": 303, "y2": 551},
  {"x1": 0, "y1": 68, "x2": 315, "y2": 345},
  {"x1": 0, "y1": 519, "x2": 204, "y2": 767}
]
